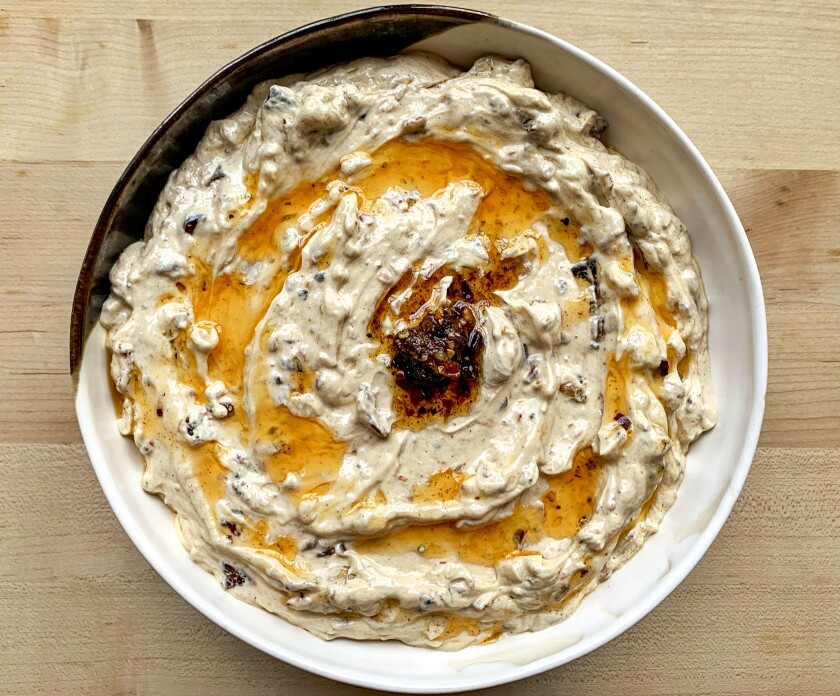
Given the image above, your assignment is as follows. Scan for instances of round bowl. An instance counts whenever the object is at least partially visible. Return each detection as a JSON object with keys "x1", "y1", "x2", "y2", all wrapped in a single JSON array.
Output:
[{"x1": 71, "y1": 5, "x2": 767, "y2": 692}]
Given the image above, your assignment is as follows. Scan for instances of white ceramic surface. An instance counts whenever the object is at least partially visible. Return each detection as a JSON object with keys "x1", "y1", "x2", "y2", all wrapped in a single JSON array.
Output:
[{"x1": 75, "y1": 15, "x2": 767, "y2": 693}]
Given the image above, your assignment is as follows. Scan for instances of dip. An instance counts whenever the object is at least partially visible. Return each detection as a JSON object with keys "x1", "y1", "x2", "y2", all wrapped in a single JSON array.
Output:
[{"x1": 101, "y1": 53, "x2": 716, "y2": 649}]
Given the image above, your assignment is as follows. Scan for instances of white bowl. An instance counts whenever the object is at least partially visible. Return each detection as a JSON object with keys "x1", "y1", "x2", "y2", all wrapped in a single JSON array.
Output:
[{"x1": 74, "y1": 7, "x2": 767, "y2": 692}]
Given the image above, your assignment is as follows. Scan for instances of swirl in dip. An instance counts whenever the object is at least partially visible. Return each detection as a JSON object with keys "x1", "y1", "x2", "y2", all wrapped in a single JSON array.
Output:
[{"x1": 102, "y1": 54, "x2": 716, "y2": 649}]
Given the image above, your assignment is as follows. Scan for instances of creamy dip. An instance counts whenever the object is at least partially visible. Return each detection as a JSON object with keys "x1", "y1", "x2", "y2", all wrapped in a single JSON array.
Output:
[{"x1": 101, "y1": 54, "x2": 716, "y2": 649}]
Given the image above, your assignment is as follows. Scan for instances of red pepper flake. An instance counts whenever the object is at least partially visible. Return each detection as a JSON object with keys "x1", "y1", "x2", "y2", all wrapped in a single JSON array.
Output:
[
  {"x1": 614, "y1": 413, "x2": 632, "y2": 430},
  {"x1": 222, "y1": 563, "x2": 247, "y2": 589},
  {"x1": 221, "y1": 520, "x2": 240, "y2": 537}
]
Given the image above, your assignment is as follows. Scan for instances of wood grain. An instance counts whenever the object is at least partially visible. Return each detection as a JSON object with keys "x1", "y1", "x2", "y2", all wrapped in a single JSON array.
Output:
[
  {"x1": 1, "y1": 1, "x2": 839, "y2": 168},
  {"x1": 1, "y1": 0, "x2": 838, "y2": 693}
]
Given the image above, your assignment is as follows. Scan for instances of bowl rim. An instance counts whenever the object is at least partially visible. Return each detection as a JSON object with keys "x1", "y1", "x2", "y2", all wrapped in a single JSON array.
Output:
[{"x1": 73, "y1": 4, "x2": 768, "y2": 692}]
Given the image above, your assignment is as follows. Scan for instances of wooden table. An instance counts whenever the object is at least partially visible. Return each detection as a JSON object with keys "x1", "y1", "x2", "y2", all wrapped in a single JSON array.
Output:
[{"x1": 2, "y1": 1, "x2": 838, "y2": 693}]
